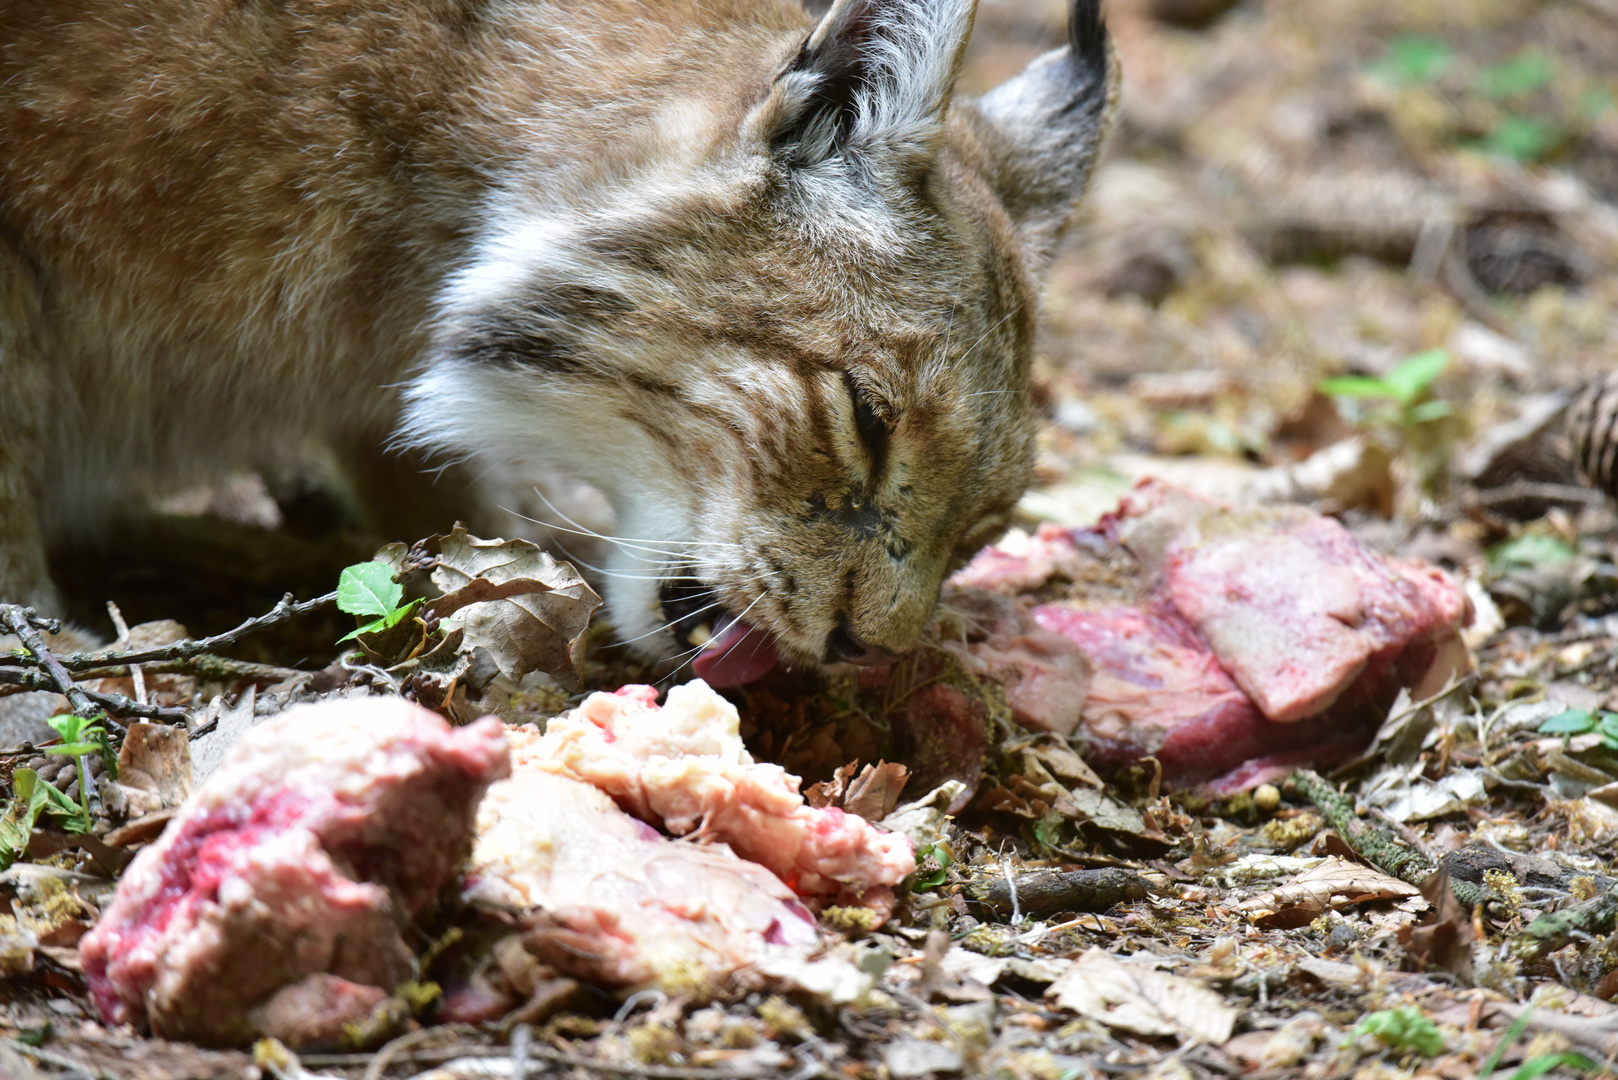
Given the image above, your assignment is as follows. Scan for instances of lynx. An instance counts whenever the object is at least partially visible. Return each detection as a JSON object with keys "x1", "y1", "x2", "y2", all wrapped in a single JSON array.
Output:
[{"x1": 0, "y1": 0, "x2": 1115, "y2": 687}]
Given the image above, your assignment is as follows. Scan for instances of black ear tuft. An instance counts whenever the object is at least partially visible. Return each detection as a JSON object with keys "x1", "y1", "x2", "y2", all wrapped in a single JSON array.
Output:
[
  {"x1": 972, "y1": 0, "x2": 1116, "y2": 274},
  {"x1": 1068, "y1": 0, "x2": 1108, "y2": 69}
]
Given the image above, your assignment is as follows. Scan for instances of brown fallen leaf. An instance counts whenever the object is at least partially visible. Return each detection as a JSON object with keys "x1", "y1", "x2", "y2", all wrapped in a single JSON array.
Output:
[
  {"x1": 1046, "y1": 947, "x2": 1236, "y2": 1045},
  {"x1": 806, "y1": 761, "x2": 910, "y2": 822},
  {"x1": 421, "y1": 526, "x2": 602, "y2": 688},
  {"x1": 1241, "y1": 855, "x2": 1422, "y2": 928},
  {"x1": 113, "y1": 722, "x2": 193, "y2": 817},
  {"x1": 1397, "y1": 868, "x2": 1476, "y2": 983}
]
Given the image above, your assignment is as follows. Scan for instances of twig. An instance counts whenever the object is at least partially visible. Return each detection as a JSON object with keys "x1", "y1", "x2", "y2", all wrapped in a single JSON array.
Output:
[
  {"x1": 1, "y1": 606, "x2": 103, "y2": 724},
  {"x1": 1469, "y1": 482, "x2": 1605, "y2": 509},
  {"x1": 1513, "y1": 883, "x2": 1618, "y2": 962},
  {"x1": 65, "y1": 656, "x2": 305, "y2": 684},
  {"x1": 0, "y1": 667, "x2": 184, "y2": 727},
  {"x1": 364, "y1": 1025, "x2": 484, "y2": 1080},
  {"x1": 0, "y1": 1037, "x2": 103, "y2": 1079},
  {"x1": 963, "y1": 867, "x2": 1150, "y2": 921},
  {"x1": 59, "y1": 591, "x2": 337, "y2": 670},
  {"x1": 106, "y1": 602, "x2": 147, "y2": 706},
  {"x1": 1289, "y1": 769, "x2": 1491, "y2": 909}
]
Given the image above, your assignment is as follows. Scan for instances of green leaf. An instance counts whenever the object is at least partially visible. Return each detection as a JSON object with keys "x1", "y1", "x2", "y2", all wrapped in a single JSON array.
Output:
[
  {"x1": 336, "y1": 562, "x2": 404, "y2": 619},
  {"x1": 1538, "y1": 709, "x2": 1596, "y2": 735},
  {"x1": 45, "y1": 714, "x2": 87, "y2": 745},
  {"x1": 336, "y1": 596, "x2": 424, "y2": 643},
  {"x1": 1374, "y1": 35, "x2": 1452, "y2": 83},
  {"x1": 1484, "y1": 116, "x2": 1557, "y2": 162},
  {"x1": 379, "y1": 597, "x2": 424, "y2": 632},
  {"x1": 1406, "y1": 399, "x2": 1453, "y2": 424},
  {"x1": 1509, "y1": 1052, "x2": 1600, "y2": 1080},
  {"x1": 1597, "y1": 712, "x2": 1618, "y2": 740},
  {"x1": 17, "y1": 768, "x2": 92, "y2": 835},
  {"x1": 1479, "y1": 1006, "x2": 1534, "y2": 1079},
  {"x1": 12, "y1": 770, "x2": 51, "y2": 832},
  {"x1": 337, "y1": 615, "x2": 389, "y2": 643},
  {"x1": 908, "y1": 845, "x2": 953, "y2": 893},
  {"x1": 1318, "y1": 375, "x2": 1395, "y2": 400},
  {"x1": 52, "y1": 743, "x2": 100, "y2": 758},
  {"x1": 1479, "y1": 51, "x2": 1552, "y2": 99},
  {"x1": 1382, "y1": 349, "x2": 1448, "y2": 405},
  {"x1": 0, "y1": 769, "x2": 48, "y2": 871},
  {"x1": 1352, "y1": 1006, "x2": 1445, "y2": 1057},
  {"x1": 1490, "y1": 533, "x2": 1579, "y2": 569}
]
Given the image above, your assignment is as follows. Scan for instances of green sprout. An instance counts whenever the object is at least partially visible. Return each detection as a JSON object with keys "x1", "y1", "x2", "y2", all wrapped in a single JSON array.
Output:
[
  {"x1": 1483, "y1": 116, "x2": 1559, "y2": 162},
  {"x1": 1372, "y1": 35, "x2": 1452, "y2": 84},
  {"x1": 1318, "y1": 348, "x2": 1452, "y2": 431},
  {"x1": 909, "y1": 843, "x2": 954, "y2": 893},
  {"x1": 1537, "y1": 708, "x2": 1618, "y2": 751},
  {"x1": 45, "y1": 713, "x2": 115, "y2": 818},
  {"x1": 1479, "y1": 1007, "x2": 1603, "y2": 1080},
  {"x1": 1478, "y1": 51, "x2": 1553, "y2": 99},
  {"x1": 336, "y1": 561, "x2": 423, "y2": 643},
  {"x1": 1350, "y1": 1005, "x2": 1445, "y2": 1057},
  {"x1": 1488, "y1": 533, "x2": 1579, "y2": 571}
]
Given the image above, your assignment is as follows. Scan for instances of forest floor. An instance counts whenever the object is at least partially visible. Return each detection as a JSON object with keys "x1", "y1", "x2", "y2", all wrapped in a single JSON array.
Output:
[{"x1": 3, "y1": 0, "x2": 1618, "y2": 1077}]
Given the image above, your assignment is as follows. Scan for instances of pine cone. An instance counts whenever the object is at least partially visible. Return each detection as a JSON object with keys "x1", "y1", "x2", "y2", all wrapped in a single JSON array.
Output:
[{"x1": 1568, "y1": 371, "x2": 1618, "y2": 499}]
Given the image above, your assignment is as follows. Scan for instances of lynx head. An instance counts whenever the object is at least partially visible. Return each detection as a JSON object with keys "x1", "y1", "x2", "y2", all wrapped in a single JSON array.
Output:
[{"x1": 403, "y1": 0, "x2": 1115, "y2": 684}]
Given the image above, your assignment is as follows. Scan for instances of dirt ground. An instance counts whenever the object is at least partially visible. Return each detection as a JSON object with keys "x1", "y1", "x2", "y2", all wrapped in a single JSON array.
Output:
[{"x1": 4, "y1": 0, "x2": 1618, "y2": 1077}]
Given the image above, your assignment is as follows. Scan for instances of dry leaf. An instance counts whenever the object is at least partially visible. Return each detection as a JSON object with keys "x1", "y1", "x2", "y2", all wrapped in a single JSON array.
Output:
[
  {"x1": 1397, "y1": 868, "x2": 1475, "y2": 983},
  {"x1": 114, "y1": 721, "x2": 194, "y2": 816},
  {"x1": 807, "y1": 762, "x2": 911, "y2": 821},
  {"x1": 188, "y1": 688, "x2": 258, "y2": 787},
  {"x1": 421, "y1": 526, "x2": 601, "y2": 687},
  {"x1": 1240, "y1": 855, "x2": 1421, "y2": 925},
  {"x1": 1045, "y1": 947, "x2": 1236, "y2": 1045}
]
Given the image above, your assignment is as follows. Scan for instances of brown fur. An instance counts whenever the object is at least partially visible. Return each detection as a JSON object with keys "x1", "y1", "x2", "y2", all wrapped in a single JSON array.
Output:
[{"x1": 0, "y1": 0, "x2": 1115, "y2": 669}]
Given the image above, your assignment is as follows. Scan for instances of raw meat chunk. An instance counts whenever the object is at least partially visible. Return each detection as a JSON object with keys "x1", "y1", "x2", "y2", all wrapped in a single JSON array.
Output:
[
  {"x1": 80, "y1": 698, "x2": 508, "y2": 1047},
  {"x1": 464, "y1": 734, "x2": 818, "y2": 992},
  {"x1": 1144, "y1": 488, "x2": 1469, "y2": 721},
  {"x1": 943, "y1": 481, "x2": 1472, "y2": 788},
  {"x1": 531, "y1": 681, "x2": 915, "y2": 908},
  {"x1": 939, "y1": 589, "x2": 1092, "y2": 736}
]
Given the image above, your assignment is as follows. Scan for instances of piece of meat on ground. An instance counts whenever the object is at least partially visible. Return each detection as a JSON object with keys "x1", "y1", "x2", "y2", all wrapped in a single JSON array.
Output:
[
  {"x1": 530, "y1": 681, "x2": 915, "y2": 910},
  {"x1": 79, "y1": 698, "x2": 509, "y2": 1047},
  {"x1": 939, "y1": 480, "x2": 1472, "y2": 789},
  {"x1": 463, "y1": 744, "x2": 818, "y2": 994}
]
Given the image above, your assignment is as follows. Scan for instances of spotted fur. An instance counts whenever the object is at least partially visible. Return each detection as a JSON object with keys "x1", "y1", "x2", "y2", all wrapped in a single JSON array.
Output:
[{"x1": 0, "y1": 0, "x2": 1116, "y2": 669}]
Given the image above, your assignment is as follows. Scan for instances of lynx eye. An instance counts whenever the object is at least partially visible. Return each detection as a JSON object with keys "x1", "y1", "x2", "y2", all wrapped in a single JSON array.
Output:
[{"x1": 843, "y1": 373, "x2": 889, "y2": 469}]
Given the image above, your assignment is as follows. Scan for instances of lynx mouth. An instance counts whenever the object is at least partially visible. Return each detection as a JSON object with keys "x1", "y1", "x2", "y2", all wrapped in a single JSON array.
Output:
[{"x1": 658, "y1": 580, "x2": 781, "y2": 687}]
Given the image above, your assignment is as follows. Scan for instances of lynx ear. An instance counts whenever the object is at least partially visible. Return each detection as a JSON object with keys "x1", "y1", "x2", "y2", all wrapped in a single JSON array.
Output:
[
  {"x1": 973, "y1": 0, "x2": 1116, "y2": 274},
  {"x1": 763, "y1": 0, "x2": 979, "y2": 173}
]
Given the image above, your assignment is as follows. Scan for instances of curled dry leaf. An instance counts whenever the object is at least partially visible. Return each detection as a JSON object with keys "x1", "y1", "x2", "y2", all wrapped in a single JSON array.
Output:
[
  {"x1": 806, "y1": 761, "x2": 911, "y2": 821},
  {"x1": 421, "y1": 526, "x2": 602, "y2": 688},
  {"x1": 1239, "y1": 855, "x2": 1422, "y2": 927},
  {"x1": 1046, "y1": 947, "x2": 1236, "y2": 1045},
  {"x1": 1397, "y1": 868, "x2": 1475, "y2": 983}
]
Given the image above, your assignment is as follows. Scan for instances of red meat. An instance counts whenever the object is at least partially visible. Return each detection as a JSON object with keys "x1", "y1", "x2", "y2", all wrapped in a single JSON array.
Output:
[
  {"x1": 944, "y1": 481, "x2": 1471, "y2": 788},
  {"x1": 79, "y1": 698, "x2": 509, "y2": 1047}
]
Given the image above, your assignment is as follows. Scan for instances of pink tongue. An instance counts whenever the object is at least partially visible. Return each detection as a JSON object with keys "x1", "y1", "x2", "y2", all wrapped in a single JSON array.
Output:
[{"x1": 692, "y1": 620, "x2": 780, "y2": 687}]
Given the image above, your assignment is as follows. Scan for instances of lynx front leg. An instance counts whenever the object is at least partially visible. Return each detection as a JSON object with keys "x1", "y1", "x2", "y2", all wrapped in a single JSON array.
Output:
[
  {"x1": 0, "y1": 238, "x2": 60, "y2": 618},
  {"x1": 0, "y1": 238, "x2": 88, "y2": 743}
]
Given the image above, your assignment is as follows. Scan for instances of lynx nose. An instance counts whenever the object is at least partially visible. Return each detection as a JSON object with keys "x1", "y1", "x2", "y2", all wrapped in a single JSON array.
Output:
[{"x1": 825, "y1": 620, "x2": 899, "y2": 667}]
